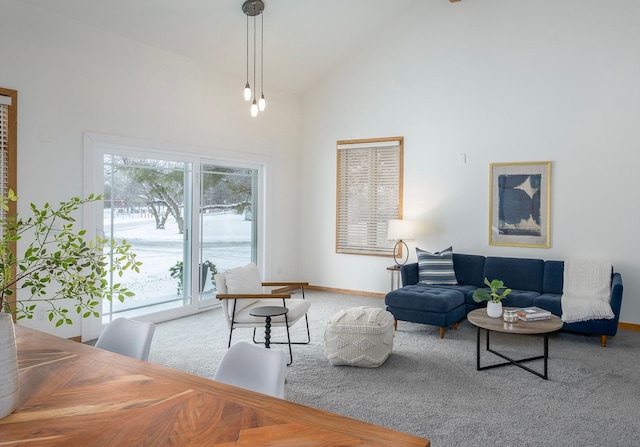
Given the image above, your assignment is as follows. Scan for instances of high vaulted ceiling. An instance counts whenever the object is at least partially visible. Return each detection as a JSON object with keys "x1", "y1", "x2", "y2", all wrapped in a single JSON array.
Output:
[{"x1": 18, "y1": 0, "x2": 457, "y2": 95}]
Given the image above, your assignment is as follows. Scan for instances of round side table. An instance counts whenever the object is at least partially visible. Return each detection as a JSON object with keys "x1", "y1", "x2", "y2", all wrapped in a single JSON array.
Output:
[{"x1": 249, "y1": 305, "x2": 289, "y2": 349}]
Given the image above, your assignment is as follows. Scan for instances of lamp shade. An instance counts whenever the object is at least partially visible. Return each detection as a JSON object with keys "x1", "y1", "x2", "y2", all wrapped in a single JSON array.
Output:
[{"x1": 387, "y1": 219, "x2": 414, "y2": 241}]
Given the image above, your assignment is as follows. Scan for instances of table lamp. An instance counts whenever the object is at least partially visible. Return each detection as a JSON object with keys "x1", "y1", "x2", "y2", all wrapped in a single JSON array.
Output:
[{"x1": 387, "y1": 219, "x2": 414, "y2": 266}]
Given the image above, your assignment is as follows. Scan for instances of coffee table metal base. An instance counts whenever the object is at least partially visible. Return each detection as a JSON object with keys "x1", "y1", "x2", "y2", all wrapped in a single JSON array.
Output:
[{"x1": 476, "y1": 327, "x2": 551, "y2": 380}]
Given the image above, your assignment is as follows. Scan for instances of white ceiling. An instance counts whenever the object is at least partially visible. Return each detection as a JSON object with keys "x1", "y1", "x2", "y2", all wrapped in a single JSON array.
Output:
[{"x1": 17, "y1": 0, "x2": 424, "y2": 95}]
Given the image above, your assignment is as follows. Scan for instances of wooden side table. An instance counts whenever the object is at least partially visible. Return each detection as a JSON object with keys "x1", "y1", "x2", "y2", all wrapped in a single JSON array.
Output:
[{"x1": 387, "y1": 265, "x2": 402, "y2": 291}]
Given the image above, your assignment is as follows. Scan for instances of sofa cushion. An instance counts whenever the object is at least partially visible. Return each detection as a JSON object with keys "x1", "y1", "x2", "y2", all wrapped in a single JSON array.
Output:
[
  {"x1": 533, "y1": 293, "x2": 562, "y2": 316},
  {"x1": 543, "y1": 261, "x2": 564, "y2": 294},
  {"x1": 452, "y1": 253, "x2": 486, "y2": 287},
  {"x1": 222, "y1": 263, "x2": 263, "y2": 312},
  {"x1": 385, "y1": 284, "x2": 465, "y2": 313},
  {"x1": 483, "y1": 257, "x2": 545, "y2": 293},
  {"x1": 400, "y1": 262, "x2": 419, "y2": 286},
  {"x1": 416, "y1": 247, "x2": 458, "y2": 285},
  {"x1": 500, "y1": 290, "x2": 541, "y2": 308}
]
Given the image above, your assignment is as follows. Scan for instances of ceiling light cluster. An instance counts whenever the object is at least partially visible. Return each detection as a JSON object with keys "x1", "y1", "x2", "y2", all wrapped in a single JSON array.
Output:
[{"x1": 242, "y1": 0, "x2": 265, "y2": 117}]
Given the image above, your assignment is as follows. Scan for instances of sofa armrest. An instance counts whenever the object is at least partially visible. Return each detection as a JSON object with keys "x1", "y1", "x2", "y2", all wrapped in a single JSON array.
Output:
[
  {"x1": 400, "y1": 263, "x2": 419, "y2": 286},
  {"x1": 610, "y1": 272, "x2": 624, "y2": 322}
]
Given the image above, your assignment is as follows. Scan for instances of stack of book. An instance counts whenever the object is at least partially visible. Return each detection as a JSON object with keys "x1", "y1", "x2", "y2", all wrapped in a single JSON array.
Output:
[{"x1": 516, "y1": 306, "x2": 552, "y2": 321}]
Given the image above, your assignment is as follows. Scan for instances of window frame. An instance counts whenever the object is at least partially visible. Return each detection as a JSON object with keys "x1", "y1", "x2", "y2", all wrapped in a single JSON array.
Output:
[
  {"x1": 83, "y1": 132, "x2": 268, "y2": 341},
  {"x1": 0, "y1": 87, "x2": 18, "y2": 317},
  {"x1": 336, "y1": 136, "x2": 404, "y2": 257}
]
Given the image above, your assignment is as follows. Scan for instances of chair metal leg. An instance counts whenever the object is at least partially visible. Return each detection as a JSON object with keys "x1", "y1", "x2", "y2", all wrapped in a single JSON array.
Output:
[
  {"x1": 253, "y1": 314, "x2": 310, "y2": 345},
  {"x1": 284, "y1": 312, "x2": 293, "y2": 365},
  {"x1": 228, "y1": 300, "x2": 238, "y2": 348}
]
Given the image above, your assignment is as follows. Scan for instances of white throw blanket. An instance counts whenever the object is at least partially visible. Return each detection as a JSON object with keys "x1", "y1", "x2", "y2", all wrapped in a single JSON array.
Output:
[{"x1": 561, "y1": 259, "x2": 614, "y2": 323}]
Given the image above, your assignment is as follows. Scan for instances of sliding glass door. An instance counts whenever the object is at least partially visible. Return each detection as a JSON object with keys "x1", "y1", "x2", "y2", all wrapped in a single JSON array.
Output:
[
  {"x1": 198, "y1": 164, "x2": 258, "y2": 305},
  {"x1": 102, "y1": 155, "x2": 193, "y2": 322},
  {"x1": 91, "y1": 139, "x2": 263, "y2": 332}
]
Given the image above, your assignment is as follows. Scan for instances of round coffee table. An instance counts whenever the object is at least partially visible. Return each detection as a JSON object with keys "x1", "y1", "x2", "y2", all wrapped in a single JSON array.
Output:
[{"x1": 467, "y1": 308, "x2": 563, "y2": 380}]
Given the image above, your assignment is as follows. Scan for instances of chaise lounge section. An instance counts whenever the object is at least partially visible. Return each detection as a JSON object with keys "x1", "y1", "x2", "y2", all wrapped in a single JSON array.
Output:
[{"x1": 384, "y1": 253, "x2": 624, "y2": 346}]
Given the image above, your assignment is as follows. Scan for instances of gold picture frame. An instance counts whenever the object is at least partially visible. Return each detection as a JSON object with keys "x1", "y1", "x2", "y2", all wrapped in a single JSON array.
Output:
[{"x1": 489, "y1": 161, "x2": 551, "y2": 248}]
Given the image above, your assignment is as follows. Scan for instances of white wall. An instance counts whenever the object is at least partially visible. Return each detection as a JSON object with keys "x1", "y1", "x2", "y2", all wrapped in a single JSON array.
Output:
[
  {"x1": 0, "y1": 1, "x2": 302, "y2": 337},
  {"x1": 300, "y1": 0, "x2": 640, "y2": 324}
]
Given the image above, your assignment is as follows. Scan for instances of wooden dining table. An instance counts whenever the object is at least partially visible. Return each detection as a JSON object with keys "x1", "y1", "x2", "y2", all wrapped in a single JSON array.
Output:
[{"x1": 0, "y1": 325, "x2": 430, "y2": 446}]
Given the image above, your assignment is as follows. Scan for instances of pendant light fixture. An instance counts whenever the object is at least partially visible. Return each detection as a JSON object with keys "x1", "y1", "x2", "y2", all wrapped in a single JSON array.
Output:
[
  {"x1": 258, "y1": 11, "x2": 266, "y2": 111},
  {"x1": 242, "y1": 1, "x2": 265, "y2": 117},
  {"x1": 243, "y1": 14, "x2": 251, "y2": 101}
]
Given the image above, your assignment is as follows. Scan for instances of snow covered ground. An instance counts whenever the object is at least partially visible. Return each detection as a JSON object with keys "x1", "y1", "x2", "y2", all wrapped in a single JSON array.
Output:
[{"x1": 103, "y1": 210, "x2": 251, "y2": 319}]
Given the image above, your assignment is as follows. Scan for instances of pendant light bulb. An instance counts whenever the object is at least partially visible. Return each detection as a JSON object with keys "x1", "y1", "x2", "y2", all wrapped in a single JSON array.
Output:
[
  {"x1": 244, "y1": 83, "x2": 251, "y2": 101},
  {"x1": 258, "y1": 94, "x2": 266, "y2": 111},
  {"x1": 251, "y1": 99, "x2": 259, "y2": 117}
]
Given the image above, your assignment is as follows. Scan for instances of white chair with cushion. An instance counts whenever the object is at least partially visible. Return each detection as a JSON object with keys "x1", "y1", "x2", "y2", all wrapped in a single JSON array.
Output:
[
  {"x1": 213, "y1": 341, "x2": 287, "y2": 398},
  {"x1": 215, "y1": 263, "x2": 310, "y2": 364},
  {"x1": 94, "y1": 318, "x2": 156, "y2": 361}
]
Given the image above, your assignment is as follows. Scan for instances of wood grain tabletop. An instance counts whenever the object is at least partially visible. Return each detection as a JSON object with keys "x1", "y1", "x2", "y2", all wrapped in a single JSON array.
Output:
[{"x1": 0, "y1": 325, "x2": 430, "y2": 447}]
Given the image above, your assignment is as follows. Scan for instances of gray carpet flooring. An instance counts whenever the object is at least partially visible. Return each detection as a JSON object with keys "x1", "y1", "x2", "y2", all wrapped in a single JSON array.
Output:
[{"x1": 148, "y1": 290, "x2": 640, "y2": 447}]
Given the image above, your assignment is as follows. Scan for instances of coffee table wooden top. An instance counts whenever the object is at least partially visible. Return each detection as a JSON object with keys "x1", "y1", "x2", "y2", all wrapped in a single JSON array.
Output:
[{"x1": 467, "y1": 308, "x2": 563, "y2": 335}]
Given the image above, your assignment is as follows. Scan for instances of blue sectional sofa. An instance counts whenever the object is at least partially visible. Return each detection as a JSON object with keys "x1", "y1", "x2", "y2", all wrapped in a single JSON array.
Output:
[{"x1": 384, "y1": 253, "x2": 624, "y2": 346}]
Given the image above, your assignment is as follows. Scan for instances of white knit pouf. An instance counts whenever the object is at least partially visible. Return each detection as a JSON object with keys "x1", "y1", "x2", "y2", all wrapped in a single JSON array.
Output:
[{"x1": 324, "y1": 306, "x2": 395, "y2": 367}]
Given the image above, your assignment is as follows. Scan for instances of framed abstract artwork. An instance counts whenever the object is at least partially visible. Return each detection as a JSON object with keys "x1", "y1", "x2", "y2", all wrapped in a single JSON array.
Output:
[{"x1": 489, "y1": 161, "x2": 551, "y2": 248}]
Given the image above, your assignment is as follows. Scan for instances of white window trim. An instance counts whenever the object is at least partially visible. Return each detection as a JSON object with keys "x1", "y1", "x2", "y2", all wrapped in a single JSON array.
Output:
[{"x1": 82, "y1": 132, "x2": 270, "y2": 341}]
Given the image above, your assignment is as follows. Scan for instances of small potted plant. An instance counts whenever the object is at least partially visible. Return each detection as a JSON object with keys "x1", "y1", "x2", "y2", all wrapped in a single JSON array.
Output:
[{"x1": 472, "y1": 277, "x2": 512, "y2": 318}]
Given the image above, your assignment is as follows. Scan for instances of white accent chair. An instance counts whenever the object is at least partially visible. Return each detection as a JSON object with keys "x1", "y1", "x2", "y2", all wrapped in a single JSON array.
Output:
[
  {"x1": 215, "y1": 263, "x2": 310, "y2": 364},
  {"x1": 94, "y1": 318, "x2": 156, "y2": 361},
  {"x1": 213, "y1": 341, "x2": 287, "y2": 398}
]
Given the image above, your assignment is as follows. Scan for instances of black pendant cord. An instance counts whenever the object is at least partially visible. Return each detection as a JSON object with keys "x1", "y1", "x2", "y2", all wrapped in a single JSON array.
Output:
[
  {"x1": 245, "y1": 14, "x2": 250, "y2": 94},
  {"x1": 260, "y1": 11, "x2": 264, "y2": 100},
  {"x1": 253, "y1": 13, "x2": 257, "y2": 108}
]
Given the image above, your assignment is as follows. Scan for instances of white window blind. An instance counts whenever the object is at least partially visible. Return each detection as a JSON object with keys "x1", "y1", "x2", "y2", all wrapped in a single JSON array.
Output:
[
  {"x1": 336, "y1": 137, "x2": 403, "y2": 256},
  {"x1": 1, "y1": 88, "x2": 16, "y2": 227},
  {"x1": 0, "y1": 102, "x2": 8, "y2": 216}
]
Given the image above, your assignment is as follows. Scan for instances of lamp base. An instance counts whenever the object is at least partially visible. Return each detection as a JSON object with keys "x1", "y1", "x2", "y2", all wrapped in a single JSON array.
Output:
[{"x1": 393, "y1": 240, "x2": 409, "y2": 266}]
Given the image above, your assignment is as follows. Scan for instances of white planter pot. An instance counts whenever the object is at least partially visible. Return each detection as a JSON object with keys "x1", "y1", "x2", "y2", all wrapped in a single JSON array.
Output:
[
  {"x1": 486, "y1": 301, "x2": 503, "y2": 318},
  {"x1": 0, "y1": 313, "x2": 19, "y2": 419}
]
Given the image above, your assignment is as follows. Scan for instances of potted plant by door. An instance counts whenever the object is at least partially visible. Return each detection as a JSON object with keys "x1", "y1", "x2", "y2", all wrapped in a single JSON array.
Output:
[
  {"x1": 472, "y1": 278, "x2": 512, "y2": 318},
  {"x1": 169, "y1": 260, "x2": 218, "y2": 295},
  {"x1": 0, "y1": 190, "x2": 141, "y2": 419}
]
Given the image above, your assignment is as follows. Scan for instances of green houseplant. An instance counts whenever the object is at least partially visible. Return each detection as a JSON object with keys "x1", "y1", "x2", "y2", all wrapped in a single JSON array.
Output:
[
  {"x1": 0, "y1": 190, "x2": 141, "y2": 419},
  {"x1": 169, "y1": 259, "x2": 217, "y2": 295},
  {"x1": 472, "y1": 278, "x2": 512, "y2": 304},
  {"x1": 0, "y1": 190, "x2": 141, "y2": 326},
  {"x1": 472, "y1": 278, "x2": 512, "y2": 318}
]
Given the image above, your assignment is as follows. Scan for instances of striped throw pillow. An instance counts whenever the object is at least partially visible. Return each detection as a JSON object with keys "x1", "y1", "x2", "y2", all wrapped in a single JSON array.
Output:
[{"x1": 417, "y1": 247, "x2": 458, "y2": 285}]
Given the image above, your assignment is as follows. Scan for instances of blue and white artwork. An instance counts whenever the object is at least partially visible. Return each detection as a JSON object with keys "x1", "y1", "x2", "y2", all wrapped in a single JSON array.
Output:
[
  {"x1": 489, "y1": 162, "x2": 550, "y2": 248},
  {"x1": 497, "y1": 174, "x2": 541, "y2": 236}
]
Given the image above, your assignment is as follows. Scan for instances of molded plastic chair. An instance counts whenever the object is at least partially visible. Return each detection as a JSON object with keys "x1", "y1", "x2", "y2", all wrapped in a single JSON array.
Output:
[
  {"x1": 94, "y1": 318, "x2": 156, "y2": 361},
  {"x1": 213, "y1": 341, "x2": 287, "y2": 398}
]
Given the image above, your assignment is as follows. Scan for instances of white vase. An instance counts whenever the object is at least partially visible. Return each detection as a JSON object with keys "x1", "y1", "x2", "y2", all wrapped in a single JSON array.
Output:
[
  {"x1": 0, "y1": 313, "x2": 19, "y2": 419},
  {"x1": 486, "y1": 301, "x2": 503, "y2": 318}
]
